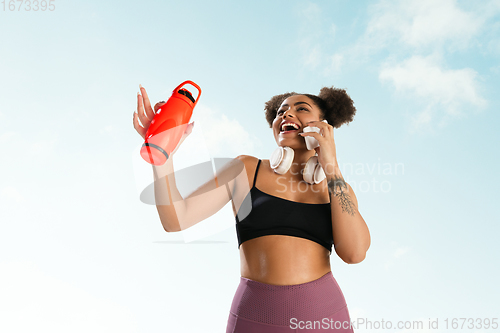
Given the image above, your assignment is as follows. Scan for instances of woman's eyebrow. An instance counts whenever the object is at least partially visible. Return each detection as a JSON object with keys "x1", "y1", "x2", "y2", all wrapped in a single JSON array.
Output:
[
  {"x1": 280, "y1": 102, "x2": 312, "y2": 109},
  {"x1": 294, "y1": 101, "x2": 312, "y2": 107}
]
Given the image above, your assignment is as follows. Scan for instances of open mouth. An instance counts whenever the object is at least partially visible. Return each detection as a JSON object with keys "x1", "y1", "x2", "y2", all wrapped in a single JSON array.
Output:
[{"x1": 280, "y1": 122, "x2": 300, "y2": 134}]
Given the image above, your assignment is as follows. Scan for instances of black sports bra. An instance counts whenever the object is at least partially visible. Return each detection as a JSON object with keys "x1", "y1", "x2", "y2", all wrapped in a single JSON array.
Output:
[{"x1": 235, "y1": 159, "x2": 334, "y2": 254}]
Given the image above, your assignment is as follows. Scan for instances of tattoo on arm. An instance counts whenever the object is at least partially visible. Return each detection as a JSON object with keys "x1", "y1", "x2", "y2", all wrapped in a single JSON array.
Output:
[{"x1": 327, "y1": 177, "x2": 356, "y2": 216}]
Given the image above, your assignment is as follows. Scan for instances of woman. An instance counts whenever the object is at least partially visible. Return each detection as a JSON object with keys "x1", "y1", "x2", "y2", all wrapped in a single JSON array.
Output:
[{"x1": 133, "y1": 85, "x2": 370, "y2": 332}]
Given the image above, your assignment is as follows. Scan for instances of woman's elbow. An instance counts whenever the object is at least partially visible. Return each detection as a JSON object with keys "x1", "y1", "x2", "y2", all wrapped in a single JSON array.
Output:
[
  {"x1": 336, "y1": 248, "x2": 367, "y2": 264},
  {"x1": 343, "y1": 252, "x2": 366, "y2": 264}
]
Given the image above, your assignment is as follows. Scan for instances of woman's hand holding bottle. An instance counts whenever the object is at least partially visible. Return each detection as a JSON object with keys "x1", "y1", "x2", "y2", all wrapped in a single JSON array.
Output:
[{"x1": 133, "y1": 85, "x2": 194, "y2": 156}]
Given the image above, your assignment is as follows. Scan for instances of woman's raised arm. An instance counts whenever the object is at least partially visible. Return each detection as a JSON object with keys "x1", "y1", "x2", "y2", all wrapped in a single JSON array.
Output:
[
  {"x1": 152, "y1": 155, "x2": 249, "y2": 232},
  {"x1": 133, "y1": 85, "x2": 250, "y2": 232}
]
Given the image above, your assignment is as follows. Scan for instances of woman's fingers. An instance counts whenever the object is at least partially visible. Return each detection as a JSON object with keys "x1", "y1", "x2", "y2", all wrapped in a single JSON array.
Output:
[
  {"x1": 185, "y1": 121, "x2": 194, "y2": 136},
  {"x1": 299, "y1": 131, "x2": 321, "y2": 139},
  {"x1": 133, "y1": 111, "x2": 146, "y2": 139},
  {"x1": 134, "y1": 85, "x2": 163, "y2": 140},
  {"x1": 139, "y1": 85, "x2": 156, "y2": 121},
  {"x1": 154, "y1": 101, "x2": 166, "y2": 113},
  {"x1": 137, "y1": 92, "x2": 151, "y2": 130}
]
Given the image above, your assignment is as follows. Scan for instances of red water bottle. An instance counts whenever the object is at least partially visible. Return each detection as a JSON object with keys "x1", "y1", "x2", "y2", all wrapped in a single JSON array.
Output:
[{"x1": 140, "y1": 80, "x2": 201, "y2": 165}]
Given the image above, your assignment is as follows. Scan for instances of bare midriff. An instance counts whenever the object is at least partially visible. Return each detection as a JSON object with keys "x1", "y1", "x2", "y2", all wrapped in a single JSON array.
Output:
[
  {"x1": 234, "y1": 158, "x2": 334, "y2": 285},
  {"x1": 239, "y1": 235, "x2": 332, "y2": 285}
]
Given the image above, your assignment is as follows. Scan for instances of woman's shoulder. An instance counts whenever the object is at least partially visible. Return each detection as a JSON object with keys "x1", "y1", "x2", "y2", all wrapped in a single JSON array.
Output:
[
  {"x1": 234, "y1": 155, "x2": 263, "y2": 184},
  {"x1": 235, "y1": 155, "x2": 259, "y2": 167},
  {"x1": 236, "y1": 155, "x2": 270, "y2": 171},
  {"x1": 215, "y1": 155, "x2": 259, "y2": 182}
]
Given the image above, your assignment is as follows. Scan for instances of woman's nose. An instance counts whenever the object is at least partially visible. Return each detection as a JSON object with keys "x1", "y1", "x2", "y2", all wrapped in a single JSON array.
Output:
[{"x1": 282, "y1": 109, "x2": 294, "y2": 118}]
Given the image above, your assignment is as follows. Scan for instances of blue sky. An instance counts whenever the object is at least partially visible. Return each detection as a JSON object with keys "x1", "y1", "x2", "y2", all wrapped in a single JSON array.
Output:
[{"x1": 1, "y1": 0, "x2": 500, "y2": 332}]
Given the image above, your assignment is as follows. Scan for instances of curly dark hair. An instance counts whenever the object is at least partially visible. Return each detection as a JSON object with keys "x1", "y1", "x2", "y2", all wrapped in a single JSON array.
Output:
[{"x1": 264, "y1": 87, "x2": 356, "y2": 129}]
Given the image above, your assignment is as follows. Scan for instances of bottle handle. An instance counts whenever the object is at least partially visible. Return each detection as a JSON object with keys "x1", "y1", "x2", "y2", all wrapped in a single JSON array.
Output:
[{"x1": 172, "y1": 80, "x2": 202, "y2": 106}]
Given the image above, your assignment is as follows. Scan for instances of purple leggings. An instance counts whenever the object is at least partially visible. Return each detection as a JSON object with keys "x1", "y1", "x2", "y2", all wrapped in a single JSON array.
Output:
[{"x1": 226, "y1": 271, "x2": 354, "y2": 332}]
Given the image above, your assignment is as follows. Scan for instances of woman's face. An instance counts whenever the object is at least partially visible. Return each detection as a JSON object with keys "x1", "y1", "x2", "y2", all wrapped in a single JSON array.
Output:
[{"x1": 272, "y1": 95, "x2": 323, "y2": 149}]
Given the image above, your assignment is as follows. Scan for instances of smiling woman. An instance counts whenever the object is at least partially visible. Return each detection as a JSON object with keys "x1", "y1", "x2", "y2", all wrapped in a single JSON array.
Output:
[{"x1": 133, "y1": 85, "x2": 370, "y2": 333}]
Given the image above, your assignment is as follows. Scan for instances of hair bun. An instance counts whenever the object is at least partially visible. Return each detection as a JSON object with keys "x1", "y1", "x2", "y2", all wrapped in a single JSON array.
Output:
[{"x1": 318, "y1": 87, "x2": 356, "y2": 128}]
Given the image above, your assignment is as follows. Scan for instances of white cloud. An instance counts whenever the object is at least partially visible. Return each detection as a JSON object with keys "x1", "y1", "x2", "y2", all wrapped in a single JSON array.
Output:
[
  {"x1": 339, "y1": 0, "x2": 500, "y2": 68},
  {"x1": 309, "y1": 0, "x2": 498, "y2": 80},
  {"x1": 191, "y1": 104, "x2": 257, "y2": 157},
  {"x1": 0, "y1": 261, "x2": 138, "y2": 333},
  {"x1": 380, "y1": 54, "x2": 486, "y2": 128},
  {"x1": 352, "y1": 0, "x2": 497, "y2": 130},
  {"x1": 366, "y1": 0, "x2": 484, "y2": 51}
]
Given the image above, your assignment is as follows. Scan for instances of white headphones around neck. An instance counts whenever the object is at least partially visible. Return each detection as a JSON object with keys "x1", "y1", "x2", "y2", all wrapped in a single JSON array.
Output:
[{"x1": 270, "y1": 120, "x2": 328, "y2": 185}]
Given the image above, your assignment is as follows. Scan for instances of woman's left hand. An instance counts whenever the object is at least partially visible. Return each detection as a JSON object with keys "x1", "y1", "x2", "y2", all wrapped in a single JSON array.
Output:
[{"x1": 299, "y1": 121, "x2": 339, "y2": 175}]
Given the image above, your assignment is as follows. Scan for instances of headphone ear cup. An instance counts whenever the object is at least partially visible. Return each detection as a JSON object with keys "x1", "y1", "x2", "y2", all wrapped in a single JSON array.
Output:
[
  {"x1": 303, "y1": 156, "x2": 316, "y2": 184},
  {"x1": 313, "y1": 162, "x2": 326, "y2": 184},
  {"x1": 303, "y1": 155, "x2": 326, "y2": 184},
  {"x1": 270, "y1": 146, "x2": 294, "y2": 174}
]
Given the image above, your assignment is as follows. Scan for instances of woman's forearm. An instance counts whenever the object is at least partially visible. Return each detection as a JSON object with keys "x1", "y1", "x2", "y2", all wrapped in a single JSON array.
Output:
[
  {"x1": 152, "y1": 157, "x2": 186, "y2": 232},
  {"x1": 326, "y1": 164, "x2": 371, "y2": 264}
]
